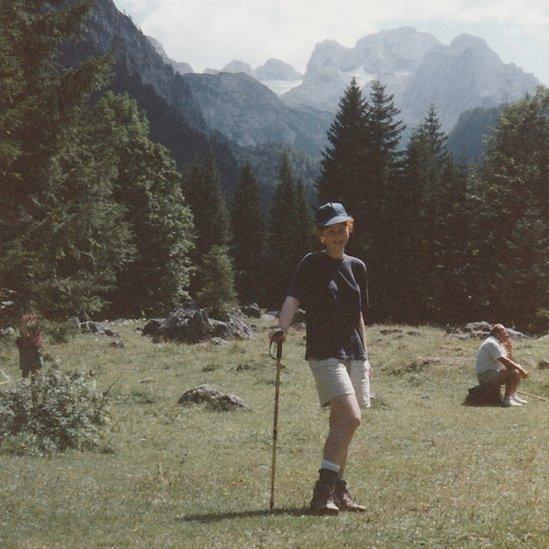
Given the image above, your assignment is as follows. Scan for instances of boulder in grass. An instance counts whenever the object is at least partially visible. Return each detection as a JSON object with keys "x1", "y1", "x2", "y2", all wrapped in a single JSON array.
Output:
[
  {"x1": 463, "y1": 322, "x2": 491, "y2": 337},
  {"x1": 447, "y1": 333, "x2": 470, "y2": 341},
  {"x1": 241, "y1": 303, "x2": 262, "y2": 318},
  {"x1": 80, "y1": 321, "x2": 107, "y2": 335},
  {"x1": 506, "y1": 328, "x2": 528, "y2": 339},
  {"x1": 261, "y1": 313, "x2": 277, "y2": 322},
  {"x1": 538, "y1": 360, "x2": 549, "y2": 370},
  {"x1": 380, "y1": 328, "x2": 403, "y2": 335},
  {"x1": 178, "y1": 384, "x2": 250, "y2": 411},
  {"x1": 143, "y1": 307, "x2": 254, "y2": 344},
  {"x1": 142, "y1": 319, "x2": 165, "y2": 336}
]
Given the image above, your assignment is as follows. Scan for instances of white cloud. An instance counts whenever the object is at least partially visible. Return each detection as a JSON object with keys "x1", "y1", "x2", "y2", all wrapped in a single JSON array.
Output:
[{"x1": 113, "y1": 0, "x2": 549, "y2": 82}]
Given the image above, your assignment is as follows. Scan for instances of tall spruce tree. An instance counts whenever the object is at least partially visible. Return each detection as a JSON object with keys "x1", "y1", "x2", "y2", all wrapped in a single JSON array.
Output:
[
  {"x1": 0, "y1": 1, "x2": 24, "y2": 192},
  {"x1": 266, "y1": 153, "x2": 314, "y2": 307},
  {"x1": 470, "y1": 86, "x2": 549, "y2": 329},
  {"x1": 183, "y1": 154, "x2": 230, "y2": 259},
  {"x1": 197, "y1": 245, "x2": 238, "y2": 316},
  {"x1": 361, "y1": 80, "x2": 405, "y2": 320},
  {"x1": 231, "y1": 163, "x2": 265, "y2": 305},
  {"x1": 398, "y1": 106, "x2": 470, "y2": 322},
  {"x1": 182, "y1": 153, "x2": 235, "y2": 308},
  {"x1": 0, "y1": 0, "x2": 134, "y2": 318},
  {"x1": 90, "y1": 93, "x2": 196, "y2": 316},
  {"x1": 317, "y1": 78, "x2": 367, "y2": 206}
]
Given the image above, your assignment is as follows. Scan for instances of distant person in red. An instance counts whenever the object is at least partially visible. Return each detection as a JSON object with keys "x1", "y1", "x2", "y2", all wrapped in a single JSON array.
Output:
[{"x1": 16, "y1": 313, "x2": 44, "y2": 378}]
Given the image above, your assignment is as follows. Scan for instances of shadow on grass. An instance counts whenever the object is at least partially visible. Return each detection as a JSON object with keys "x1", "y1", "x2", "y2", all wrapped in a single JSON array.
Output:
[{"x1": 179, "y1": 507, "x2": 312, "y2": 523}]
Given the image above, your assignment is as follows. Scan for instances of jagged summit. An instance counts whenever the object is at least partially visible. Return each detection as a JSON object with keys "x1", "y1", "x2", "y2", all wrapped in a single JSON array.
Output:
[
  {"x1": 283, "y1": 27, "x2": 539, "y2": 131},
  {"x1": 146, "y1": 35, "x2": 194, "y2": 75},
  {"x1": 220, "y1": 60, "x2": 256, "y2": 77},
  {"x1": 256, "y1": 59, "x2": 303, "y2": 81},
  {"x1": 451, "y1": 33, "x2": 491, "y2": 51}
]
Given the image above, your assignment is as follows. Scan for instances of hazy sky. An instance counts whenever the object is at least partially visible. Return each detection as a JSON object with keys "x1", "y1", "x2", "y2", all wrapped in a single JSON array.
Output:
[{"x1": 113, "y1": 0, "x2": 548, "y2": 84}]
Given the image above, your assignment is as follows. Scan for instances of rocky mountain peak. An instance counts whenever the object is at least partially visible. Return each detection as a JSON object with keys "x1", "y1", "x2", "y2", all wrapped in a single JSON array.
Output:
[
  {"x1": 451, "y1": 33, "x2": 491, "y2": 53},
  {"x1": 255, "y1": 59, "x2": 303, "y2": 81},
  {"x1": 220, "y1": 60, "x2": 256, "y2": 78},
  {"x1": 145, "y1": 34, "x2": 194, "y2": 74}
]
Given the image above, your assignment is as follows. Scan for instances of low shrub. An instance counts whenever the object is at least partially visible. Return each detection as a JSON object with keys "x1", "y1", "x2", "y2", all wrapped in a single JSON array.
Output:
[
  {"x1": 0, "y1": 366, "x2": 113, "y2": 456},
  {"x1": 42, "y1": 320, "x2": 79, "y2": 344}
]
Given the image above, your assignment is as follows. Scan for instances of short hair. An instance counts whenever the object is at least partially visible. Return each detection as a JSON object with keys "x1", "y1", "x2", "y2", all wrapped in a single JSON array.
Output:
[
  {"x1": 316, "y1": 218, "x2": 354, "y2": 240},
  {"x1": 490, "y1": 323, "x2": 505, "y2": 336}
]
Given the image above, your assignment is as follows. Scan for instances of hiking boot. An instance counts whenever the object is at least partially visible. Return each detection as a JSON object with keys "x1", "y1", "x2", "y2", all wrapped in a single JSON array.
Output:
[
  {"x1": 502, "y1": 396, "x2": 521, "y2": 407},
  {"x1": 334, "y1": 479, "x2": 366, "y2": 512},
  {"x1": 309, "y1": 469, "x2": 339, "y2": 515}
]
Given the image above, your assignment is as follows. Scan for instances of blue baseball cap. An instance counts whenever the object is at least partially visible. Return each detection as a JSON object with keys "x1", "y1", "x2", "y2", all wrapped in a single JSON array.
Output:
[{"x1": 315, "y1": 202, "x2": 352, "y2": 227}]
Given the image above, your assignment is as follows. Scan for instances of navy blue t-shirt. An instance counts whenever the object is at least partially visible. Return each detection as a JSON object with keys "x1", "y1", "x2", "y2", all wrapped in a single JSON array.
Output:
[{"x1": 288, "y1": 251, "x2": 369, "y2": 360}]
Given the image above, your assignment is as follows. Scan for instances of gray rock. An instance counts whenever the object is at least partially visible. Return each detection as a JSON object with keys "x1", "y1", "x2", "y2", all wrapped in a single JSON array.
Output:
[
  {"x1": 241, "y1": 303, "x2": 262, "y2": 318},
  {"x1": 261, "y1": 314, "x2": 277, "y2": 322},
  {"x1": 210, "y1": 337, "x2": 229, "y2": 346},
  {"x1": 406, "y1": 329, "x2": 422, "y2": 336},
  {"x1": 143, "y1": 307, "x2": 254, "y2": 343},
  {"x1": 67, "y1": 316, "x2": 81, "y2": 328},
  {"x1": 506, "y1": 328, "x2": 528, "y2": 339},
  {"x1": 538, "y1": 360, "x2": 549, "y2": 370},
  {"x1": 0, "y1": 327, "x2": 15, "y2": 337},
  {"x1": 142, "y1": 319, "x2": 165, "y2": 336},
  {"x1": 178, "y1": 384, "x2": 250, "y2": 411},
  {"x1": 447, "y1": 333, "x2": 470, "y2": 340},
  {"x1": 109, "y1": 341, "x2": 125, "y2": 348},
  {"x1": 80, "y1": 321, "x2": 106, "y2": 334},
  {"x1": 463, "y1": 321, "x2": 492, "y2": 333}
]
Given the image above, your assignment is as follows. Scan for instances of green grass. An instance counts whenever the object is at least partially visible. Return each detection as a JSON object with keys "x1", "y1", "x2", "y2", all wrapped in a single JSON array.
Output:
[{"x1": 0, "y1": 321, "x2": 547, "y2": 547}]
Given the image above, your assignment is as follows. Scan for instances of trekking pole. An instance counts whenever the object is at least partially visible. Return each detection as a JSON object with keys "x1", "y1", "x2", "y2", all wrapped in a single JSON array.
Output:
[
  {"x1": 516, "y1": 390, "x2": 548, "y2": 402},
  {"x1": 269, "y1": 335, "x2": 283, "y2": 511}
]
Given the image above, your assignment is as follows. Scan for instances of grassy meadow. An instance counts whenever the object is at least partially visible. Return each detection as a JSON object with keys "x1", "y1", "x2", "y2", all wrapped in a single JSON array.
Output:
[{"x1": 0, "y1": 319, "x2": 547, "y2": 547}]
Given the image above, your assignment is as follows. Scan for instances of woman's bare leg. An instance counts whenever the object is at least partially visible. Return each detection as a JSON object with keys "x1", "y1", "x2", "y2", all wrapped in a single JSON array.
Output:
[{"x1": 322, "y1": 393, "x2": 361, "y2": 475}]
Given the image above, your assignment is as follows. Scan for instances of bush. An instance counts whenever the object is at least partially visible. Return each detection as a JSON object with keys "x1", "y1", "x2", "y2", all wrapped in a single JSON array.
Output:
[
  {"x1": 41, "y1": 320, "x2": 80, "y2": 344},
  {"x1": 0, "y1": 366, "x2": 113, "y2": 456}
]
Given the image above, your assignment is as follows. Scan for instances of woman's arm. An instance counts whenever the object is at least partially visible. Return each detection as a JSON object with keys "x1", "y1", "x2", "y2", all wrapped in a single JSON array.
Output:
[{"x1": 270, "y1": 296, "x2": 300, "y2": 342}]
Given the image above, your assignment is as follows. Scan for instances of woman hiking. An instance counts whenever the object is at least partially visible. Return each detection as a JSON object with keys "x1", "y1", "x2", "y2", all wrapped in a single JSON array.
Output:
[{"x1": 270, "y1": 202, "x2": 371, "y2": 515}]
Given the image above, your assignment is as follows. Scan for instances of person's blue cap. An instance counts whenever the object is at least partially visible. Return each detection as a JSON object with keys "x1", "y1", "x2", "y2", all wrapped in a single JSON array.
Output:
[{"x1": 315, "y1": 202, "x2": 352, "y2": 227}]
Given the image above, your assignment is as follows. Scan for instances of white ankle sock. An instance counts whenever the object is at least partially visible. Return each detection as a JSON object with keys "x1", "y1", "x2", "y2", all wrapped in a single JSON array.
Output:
[{"x1": 321, "y1": 459, "x2": 340, "y2": 473}]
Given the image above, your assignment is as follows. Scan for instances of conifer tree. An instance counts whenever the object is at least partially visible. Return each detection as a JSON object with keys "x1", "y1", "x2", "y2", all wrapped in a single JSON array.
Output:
[
  {"x1": 0, "y1": 0, "x2": 134, "y2": 318},
  {"x1": 231, "y1": 163, "x2": 265, "y2": 305},
  {"x1": 90, "y1": 93, "x2": 196, "y2": 316},
  {"x1": 266, "y1": 153, "x2": 314, "y2": 307},
  {"x1": 181, "y1": 153, "x2": 234, "y2": 304},
  {"x1": 397, "y1": 106, "x2": 470, "y2": 322},
  {"x1": 183, "y1": 154, "x2": 230, "y2": 260},
  {"x1": 361, "y1": 80, "x2": 405, "y2": 320},
  {"x1": 470, "y1": 86, "x2": 549, "y2": 327},
  {"x1": 317, "y1": 78, "x2": 367, "y2": 206},
  {"x1": 197, "y1": 246, "x2": 238, "y2": 316},
  {"x1": 294, "y1": 181, "x2": 315, "y2": 259}
]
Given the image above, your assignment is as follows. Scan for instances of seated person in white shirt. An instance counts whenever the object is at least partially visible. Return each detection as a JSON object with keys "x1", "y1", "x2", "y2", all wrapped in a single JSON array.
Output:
[{"x1": 475, "y1": 324, "x2": 529, "y2": 407}]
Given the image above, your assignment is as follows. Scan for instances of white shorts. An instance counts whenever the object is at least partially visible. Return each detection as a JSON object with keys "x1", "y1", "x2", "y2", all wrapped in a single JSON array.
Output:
[{"x1": 308, "y1": 358, "x2": 371, "y2": 409}]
